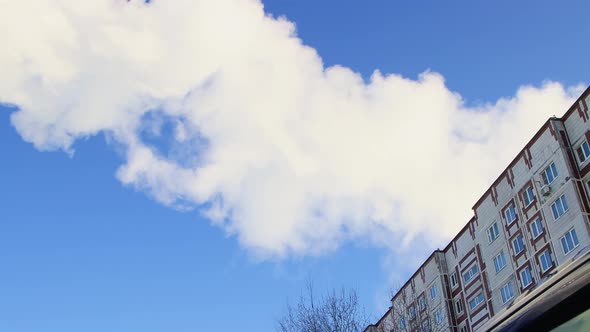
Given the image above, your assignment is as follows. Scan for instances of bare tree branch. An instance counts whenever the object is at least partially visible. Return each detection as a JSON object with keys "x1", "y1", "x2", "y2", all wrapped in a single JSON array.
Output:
[{"x1": 277, "y1": 282, "x2": 369, "y2": 332}]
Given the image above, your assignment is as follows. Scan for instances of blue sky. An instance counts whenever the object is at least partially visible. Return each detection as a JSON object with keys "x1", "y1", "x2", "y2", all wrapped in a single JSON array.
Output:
[
  {"x1": 263, "y1": 0, "x2": 587, "y2": 101},
  {"x1": 1, "y1": 1, "x2": 589, "y2": 331}
]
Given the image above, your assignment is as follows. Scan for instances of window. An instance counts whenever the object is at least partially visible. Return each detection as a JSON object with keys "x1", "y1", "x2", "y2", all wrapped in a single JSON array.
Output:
[
  {"x1": 419, "y1": 296, "x2": 426, "y2": 311},
  {"x1": 488, "y1": 222, "x2": 500, "y2": 243},
  {"x1": 512, "y1": 234, "x2": 524, "y2": 255},
  {"x1": 551, "y1": 195, "x2": 569, "y2": 220},
  {"x1": 430, "y1": 284, "x2": 438, "y2": 299},
  {"x1": 539, "y1": 249, "x2": 553, "y2": 273},
  {"x1": 501, "y1": 282, "x2": 514, "y2": 304},
  {"x1": 469, "y1": 292, "x2": 485, "y2": 310},
  {"x1": 530, "y1": 218, "x2": 544, "y2": 239},
  {"x1": 450, "y1": 272, "x2": 458, "y2": 288},
  {"x1": 399, "y1": 317, "x2": 406, "y2": 330},
  {"x1": 561, "y1": 228, "x2": 580, "y2": 255},
  {"x1": 494, "y1": 251, "x2": 507, "y2": 273},
  {"x1": 522, "y1": 185, "x2": 535, "y2": 207},
  {"x1": 520, "y1": 267, "x2": 533, "y2": 288},
  {"x1": 409, "y1": 306, "x2": 416, "y2": 320},
  {"x1": 576, "y1": 141, "x2": 590, "y2": 163},
  {"x1": 435, "y1": 309, "x2": 444, "y2": 324},
  {"x1": 504, "y1": 204, "x2": 517, "y2": 224},
  {"x1": 422, "y1": 320, "x2": 430, "y2": 332},
  {"x1": 463, "y1": 265, "x2": 479, "y2": 283},
  {"x1": 460, "y1": 326, "x2": 467, "y2": 332},
  {"x1": 455, "y1": 299, "x2": 463, "y2": 314},
  {"x1": 542, "y1": 162, "x2": 558, "y2": 185}
]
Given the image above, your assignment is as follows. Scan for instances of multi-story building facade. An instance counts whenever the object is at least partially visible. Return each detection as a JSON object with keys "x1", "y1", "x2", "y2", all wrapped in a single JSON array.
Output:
[{"x1": 365, "y1": 86, "x2": 590, "y2": 332}]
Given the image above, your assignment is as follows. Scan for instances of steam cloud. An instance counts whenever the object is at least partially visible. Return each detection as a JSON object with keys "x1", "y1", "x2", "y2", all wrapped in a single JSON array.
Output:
[{"x1": 0, "y1": 0, "x2": 584, "y2": 258}]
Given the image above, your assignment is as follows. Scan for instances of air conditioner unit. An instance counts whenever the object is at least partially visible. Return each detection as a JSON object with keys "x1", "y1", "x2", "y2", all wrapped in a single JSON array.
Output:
[{"x1": 541, "y1": 186, "x2": 552, "y2": 196}]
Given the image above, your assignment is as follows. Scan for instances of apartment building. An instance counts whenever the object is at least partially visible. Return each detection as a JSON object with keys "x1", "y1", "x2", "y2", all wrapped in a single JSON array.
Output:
[{"x1": 365, "y1": 85, "x2": 590, "y2": 332}]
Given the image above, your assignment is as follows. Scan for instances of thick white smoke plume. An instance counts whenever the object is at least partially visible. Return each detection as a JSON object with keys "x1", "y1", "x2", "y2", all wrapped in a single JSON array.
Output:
[{"x1": 0, "y1": 0, "x2": 584, "y2": 258}]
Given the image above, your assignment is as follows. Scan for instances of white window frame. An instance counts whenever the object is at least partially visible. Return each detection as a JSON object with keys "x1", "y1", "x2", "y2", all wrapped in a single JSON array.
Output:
[
  {"x1": 504, "y1": 204, "x2": 517, "y2": 225},
  {"x1": 434, "y1": 308, "x2": 443, "y2": 325},
  {"x1": 469, "y1": 292, "x2": 484, "y2": 311},
  {"x1": 530, "y1": 218, "x2": 544, "y2": 239},
  {"x1": 422, "y1": 320, "x2": 430, "y2": 332},
  {"x1": 551, "y1": 194, "x2": 569, "y2": 220},
  {"x1": 455, "y1": 299, "x2": 463, "y2": 314},
  {"x1": 561, "y1": 228, "x2": 580, "y2": 255},
  {"x1": 487, "y1": 222, "x2": 500, "y2": 243},
  {"x1": 463, "y1": 264, "x2": 479, "y2": 283},
  {"x1": 576, "y1": 140, "x2": 590, "y2": 164},
  {"x1": 450, "y1": 272, "x2": 458, "y2": 289},
  {"x1": 512, "y1": 234, "x2": 524, "y2": 255},
  {"x1": 542, "y1": 162, "x2": 558, "y2": 186},
  {"x1": 501, "y1": 282, "x2": 514, "y2": 304},
  {"x1": 493, "y1": 250, "x2": 507, "y2": 273},
  {"x1": 539, "y1": 249, "x2": 553, "y2": 273},
  {"x1": 522, "y1": 185, "x2": 535, "y2": 207},
  {"x1": 430, "y1": 284, "x2": 438, "y2": 299},
  {"x1": 409, "y1": 306, "x2": 416, "y2": 320},
  {"x1": 520, "y1": 267, "x2": 533, "y2": 288}
]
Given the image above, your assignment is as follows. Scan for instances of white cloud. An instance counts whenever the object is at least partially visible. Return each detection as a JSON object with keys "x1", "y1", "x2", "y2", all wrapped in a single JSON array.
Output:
[{"x1": 0, "y1": 0, "x2": 584, "y2": 258}]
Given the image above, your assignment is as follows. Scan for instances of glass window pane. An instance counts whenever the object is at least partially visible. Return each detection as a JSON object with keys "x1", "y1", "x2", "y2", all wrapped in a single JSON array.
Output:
[
  {"x1": 543, "y1": 171, "x2": 549, "y2": 185},
  {"x1": 577, "y1": 147, "x2": 585, "y2": 161},
  {"x1": 552, "y1": 163, "x2": 558, "y2": 178}
]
